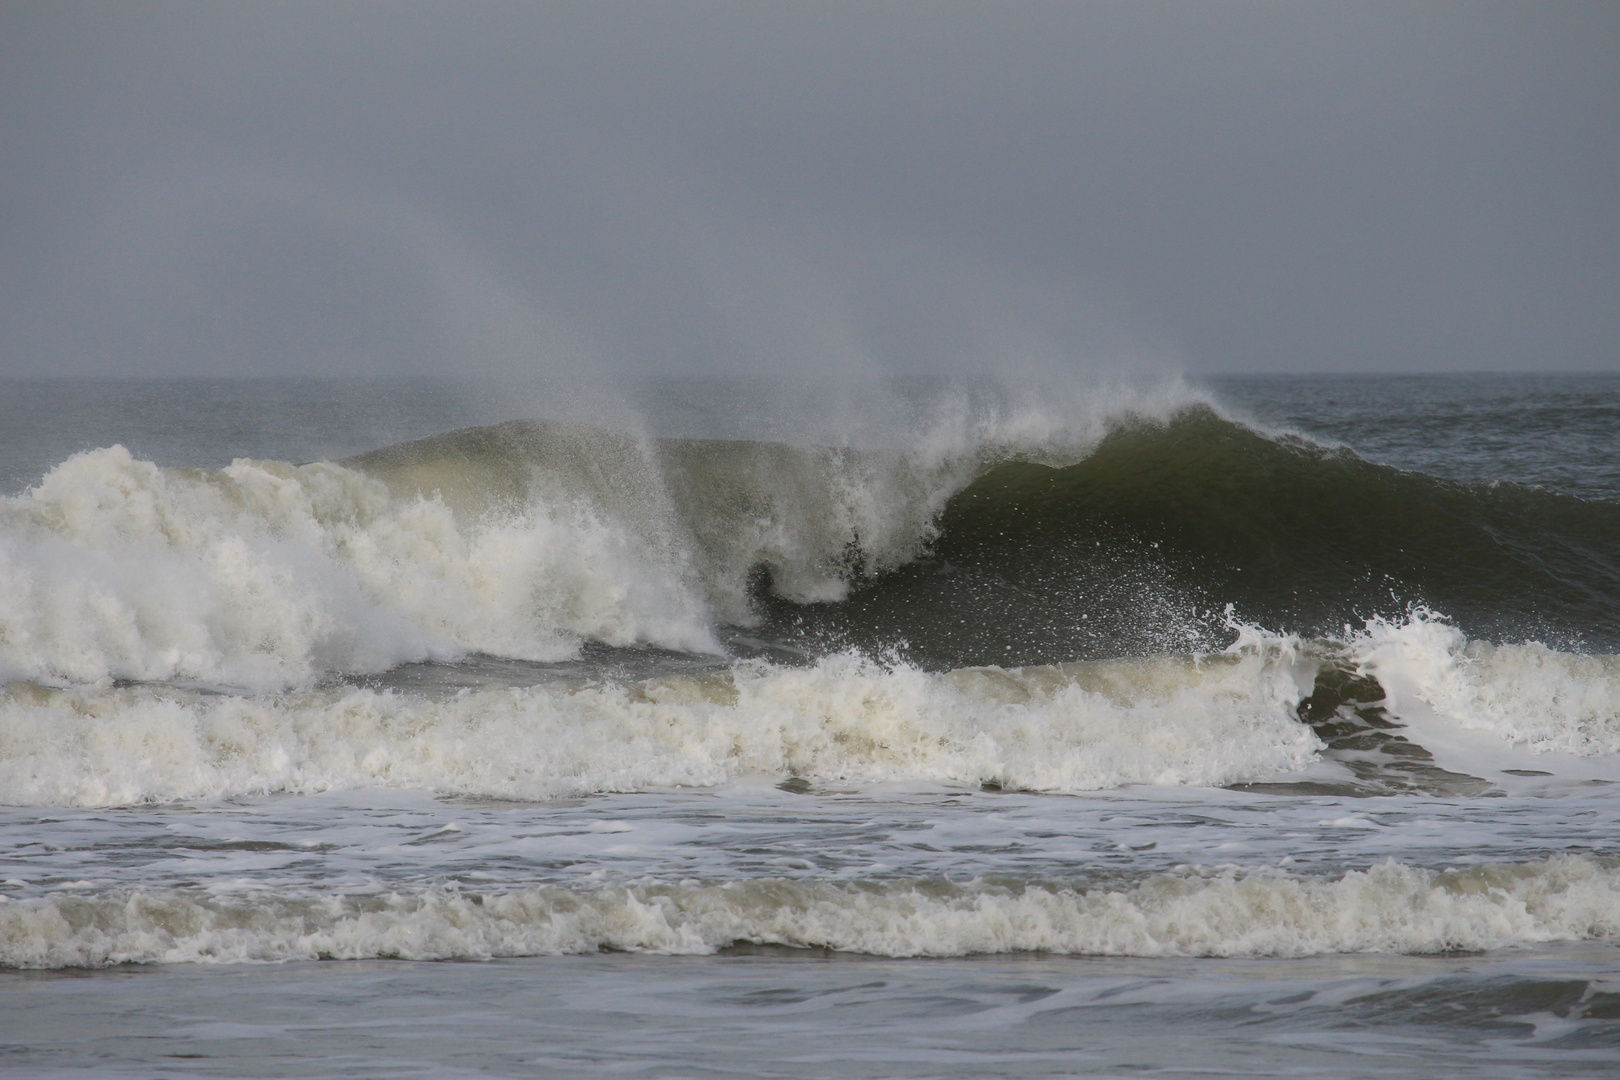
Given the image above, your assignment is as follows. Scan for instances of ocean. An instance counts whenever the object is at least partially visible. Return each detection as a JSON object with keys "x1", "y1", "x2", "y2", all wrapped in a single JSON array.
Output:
[{"x1": 1, "y1": 373, "x2": 1617, "y2": 1077}]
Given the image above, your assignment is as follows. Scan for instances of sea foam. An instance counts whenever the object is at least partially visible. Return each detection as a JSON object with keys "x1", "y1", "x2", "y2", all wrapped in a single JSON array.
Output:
[
  {"x1": 4, "y1": 856, "x2": 1615, "y2": 967},
  {"x1": 0, "y1": 388, "x2": 1209, "y2": 690},
  {"x1": 0, "y1": 648, "x2": 1320, "y2": 806},
  {"x1": 1348, "y1": 611, "x2": 1620, "y2": 757},
  {"x1": 0, "y1": 444, "x2": 720, "y2": 688},
  {"x1": 6, "y1": 612, "x2": 1618, "y2": 808}
]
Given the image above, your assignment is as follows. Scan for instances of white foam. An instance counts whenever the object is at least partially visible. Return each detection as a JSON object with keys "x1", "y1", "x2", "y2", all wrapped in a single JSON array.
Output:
[
  {"x1": 0, "y1": 649, "x2": 1319, "y2": 807},
  {"x1": 1348, "y1": 612, "x2": 1620, "y2": 757},
  {"x1": 0, "y1": 387, "x2": 1217, "y2": 689},
  {"x1": 4, "y1": 856, "x2": 1614, "y2": 967},
  {"x1": 1222, "y1": 611, "x2": 1620, "y2": 777},
  {"x1": 0, "y1": 446, "x2": 718, "y2": 688}
]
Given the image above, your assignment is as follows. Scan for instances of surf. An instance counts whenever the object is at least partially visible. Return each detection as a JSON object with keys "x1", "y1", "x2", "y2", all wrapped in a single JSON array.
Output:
[
  {"x1": 4, "y1": 404, "x2": 1617, "y2": 691},
  {"x1": 4, "y1": 611, "x2": 1617, "y2": 808},
  {"x1": 7, "y1": 856, "x2": 1617, "y2": 967}
]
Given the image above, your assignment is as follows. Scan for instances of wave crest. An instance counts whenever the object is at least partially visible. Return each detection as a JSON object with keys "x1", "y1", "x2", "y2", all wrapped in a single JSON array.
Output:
[
  {"x1": 4, "y1": 402, "x2": 1619, "y2": 689},
  {"x1": 0, "y1": 648, "x2": 1320, "y2": 806},
  {"x1": 5, "y1": 857, "x2": 1614, "y2": 967},
  {"x1": 0, "y1": 443, "x2": 721, "y2": 688}
]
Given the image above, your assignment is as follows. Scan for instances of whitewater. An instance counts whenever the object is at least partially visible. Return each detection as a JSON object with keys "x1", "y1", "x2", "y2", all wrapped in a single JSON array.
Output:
[{"x1": 3, "y1": 374, "x2": 1618, "y2": 1078}]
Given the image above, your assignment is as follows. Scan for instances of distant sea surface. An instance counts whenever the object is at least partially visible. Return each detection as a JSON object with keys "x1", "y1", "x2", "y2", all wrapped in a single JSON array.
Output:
[{"x1": 2, "y1": 373, "x2": 1618, "y2": 1078}]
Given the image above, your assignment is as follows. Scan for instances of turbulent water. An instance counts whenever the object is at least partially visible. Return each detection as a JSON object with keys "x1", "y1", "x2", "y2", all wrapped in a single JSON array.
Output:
[{"x1": 2, "y1": 374, "x2": 1618, "y2": 1077}]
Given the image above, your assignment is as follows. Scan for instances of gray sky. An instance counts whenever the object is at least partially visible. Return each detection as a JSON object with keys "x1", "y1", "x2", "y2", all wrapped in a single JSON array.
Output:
[{"x1": 2, "y1": 1, "x2": 1615, "y2": 378}]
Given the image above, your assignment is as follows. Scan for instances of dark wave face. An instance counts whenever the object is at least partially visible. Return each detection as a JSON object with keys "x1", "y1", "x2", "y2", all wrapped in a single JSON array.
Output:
[{"x1": 748, "y1": 407, "x2": 1620, "y2": 669}]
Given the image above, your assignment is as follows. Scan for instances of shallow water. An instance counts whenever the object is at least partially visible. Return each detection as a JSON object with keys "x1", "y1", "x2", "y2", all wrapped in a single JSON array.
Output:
[{"x1": 6, "y1": 947, "x2": 1619, "y2": 1078}]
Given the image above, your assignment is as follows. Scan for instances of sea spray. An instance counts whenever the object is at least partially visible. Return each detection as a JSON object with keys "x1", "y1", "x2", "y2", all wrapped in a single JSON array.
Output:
[{"x1": 6, "y1": 404, "x2": 1618, "y2": 688}]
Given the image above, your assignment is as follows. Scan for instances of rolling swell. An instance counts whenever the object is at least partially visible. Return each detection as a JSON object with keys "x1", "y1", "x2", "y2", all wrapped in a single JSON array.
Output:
[{"x1": 756, "y1": 408, "x2": 1620, "y2": 668}]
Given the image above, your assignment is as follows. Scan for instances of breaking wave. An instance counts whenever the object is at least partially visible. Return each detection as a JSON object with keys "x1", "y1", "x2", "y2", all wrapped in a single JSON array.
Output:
[
  {"x1": 4, "y1": 856, "x2": 1616, "y2": 967},
  {"x1": 4, "y1": 402, "x2": 1618, "y2": 692},
  {"x1": 1, "y1": 399, "x2": 1616, "y2": 808},
  {"x1": 0, "y1": 645, "x2": 1321, "y2": 806},
  {"x1": 2, "y1": 612, "x2": 1616, "y2": 808}
]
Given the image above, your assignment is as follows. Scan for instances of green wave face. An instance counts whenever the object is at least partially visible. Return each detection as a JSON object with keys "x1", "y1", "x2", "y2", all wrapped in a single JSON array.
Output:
[
  {"x1": 347, "y1": 408, "x2": 1620, "y2": 671},
  {"x1": 743, "y1": 409, "x2": 1619, "y2": 668}
]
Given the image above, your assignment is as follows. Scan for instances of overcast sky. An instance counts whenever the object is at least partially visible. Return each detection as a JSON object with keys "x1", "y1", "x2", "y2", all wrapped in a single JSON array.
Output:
[{"x1": 2, "y1": 1, "x2": 1615, "y2": 378}]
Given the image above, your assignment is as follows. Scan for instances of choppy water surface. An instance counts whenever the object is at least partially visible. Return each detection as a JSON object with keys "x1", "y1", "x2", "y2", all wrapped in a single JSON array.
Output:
[
  {"x1": 7, "y1": 947, "x2": 1619, "y2": 1079},
  {"x1": 1, "y1": 374, "x2": 1617, "y2": 1077}
]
